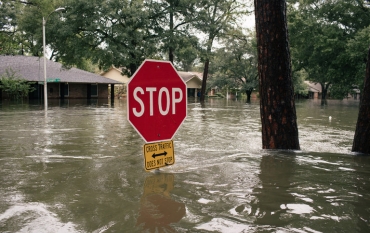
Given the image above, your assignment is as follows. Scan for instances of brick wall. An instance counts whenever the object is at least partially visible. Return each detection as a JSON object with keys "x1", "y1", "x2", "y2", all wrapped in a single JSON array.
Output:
[
  {"x1": 47, "y1": 83, "x2": 109, "y2": 99},
  {"x1": 69, "y1": 84, "x2": 87, "y2": 98},
  {"x1": 0, "y1": 83, "x2": 110, "y2": 100},
  {"x1": 47, "y1": 83, "x2": 61, "y2": 98},
  {"x1": 98, "y1": 84, "x2": 109, "y2": 99}
]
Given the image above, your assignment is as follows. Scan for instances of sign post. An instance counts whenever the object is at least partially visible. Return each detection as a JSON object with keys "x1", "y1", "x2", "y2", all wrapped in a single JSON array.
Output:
[{"x1": 127, "y1": 59, "x2": 187, "y2": 170}]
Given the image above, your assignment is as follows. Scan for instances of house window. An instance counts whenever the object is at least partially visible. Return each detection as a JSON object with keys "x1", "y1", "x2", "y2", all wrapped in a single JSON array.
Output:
[{"x1": 91, "y1": 84, "x2": 98, "y2": 97}]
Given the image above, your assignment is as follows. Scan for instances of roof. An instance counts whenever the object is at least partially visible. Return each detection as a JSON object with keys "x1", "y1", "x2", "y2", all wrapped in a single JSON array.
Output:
[
  {"x1": 178, "y1": 71, "x2": 202, "y2": 83},
  {"x1": 0, "y1": 56, "x2": 122, "y2": 84},
  {"x1": 100, "y1": 66, "x2": 130, "y2": 84},
  {"x1": 304, "y1": 81, "x2": 322, "y2": 93},
  {"x1": 100, "y1": 66, "x2": 122, "y2": 76}
]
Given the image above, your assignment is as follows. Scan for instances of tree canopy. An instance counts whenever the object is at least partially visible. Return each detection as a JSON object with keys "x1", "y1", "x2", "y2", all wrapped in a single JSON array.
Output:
[
  {"x1": 1, "y1": 0, "x2": 370, "y2": 100},
  {"x1": 208, "y1": 29, "x2": 258, "y2": 102},
  {"x1": 288, "y1": 0, "x2": 370, "y2": 99}
]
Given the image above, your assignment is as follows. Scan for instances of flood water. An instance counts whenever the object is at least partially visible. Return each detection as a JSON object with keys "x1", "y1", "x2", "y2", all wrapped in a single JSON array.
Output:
[{"x1": 0, "y1": 98, "x2": 369, "y2": 233}]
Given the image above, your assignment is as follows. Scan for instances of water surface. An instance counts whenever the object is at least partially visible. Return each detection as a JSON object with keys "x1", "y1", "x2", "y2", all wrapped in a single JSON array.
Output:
[{"x1": 0, "y1": 98, "x2": 369, "y2": 232}]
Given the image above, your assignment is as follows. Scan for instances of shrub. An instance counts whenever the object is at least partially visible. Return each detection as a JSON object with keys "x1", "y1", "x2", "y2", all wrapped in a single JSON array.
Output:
[{"x1": 0, "y1": 69, "x2": 35, "y2": 100}]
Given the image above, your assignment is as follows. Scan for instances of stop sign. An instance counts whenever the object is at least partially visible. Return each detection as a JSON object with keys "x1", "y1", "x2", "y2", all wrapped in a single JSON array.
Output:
[{"x1": 127, "y1": 59, "x2": 187, "y2": 143}]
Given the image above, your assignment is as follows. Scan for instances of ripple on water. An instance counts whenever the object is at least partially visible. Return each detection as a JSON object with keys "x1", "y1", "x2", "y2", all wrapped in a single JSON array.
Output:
[{"x1": 0, "y1": 203, "x2": 79, "y2": 233}]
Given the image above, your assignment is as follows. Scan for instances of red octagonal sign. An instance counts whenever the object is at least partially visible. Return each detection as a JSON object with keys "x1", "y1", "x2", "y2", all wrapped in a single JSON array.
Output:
[{"x1": 127, "y1": 59, "x2": 187, "y2": 143}]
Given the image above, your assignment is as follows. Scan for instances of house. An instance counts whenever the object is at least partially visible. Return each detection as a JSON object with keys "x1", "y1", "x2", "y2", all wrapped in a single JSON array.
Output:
[
  {"x1": 177, "y1": 71, "x2": 202, "y2": 97},
  {"x1": 100, "y1": 68, "x2": 203, "y2": 98},
  {"x1": 0, "y1": 56, "x2": 122, "y2": 101},
  {"x1": 347, "y1": 88, "x2": 361, "y2": 100},
  {"x1": 305, "y1": 81, "x2": 322, "y2": 99},
  {"x1": 305, "y1": 81, "x2": 361, "y2": 100},
  {"x1": 100, "y1": 66, "x2": 130, "y2": 98}
]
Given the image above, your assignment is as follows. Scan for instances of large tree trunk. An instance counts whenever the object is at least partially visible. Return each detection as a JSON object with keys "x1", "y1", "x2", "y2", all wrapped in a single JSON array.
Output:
[
  {"x1": 254, "y1": 0, "x2": 300, "y2": 149},
  {"x1": 352, "y1": 46, "x2": 370, "y2": 154}
]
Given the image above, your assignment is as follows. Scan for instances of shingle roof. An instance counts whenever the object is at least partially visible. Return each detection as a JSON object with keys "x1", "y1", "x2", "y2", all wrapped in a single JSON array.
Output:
[{"x1": 0, "y1": 55, "x2": 122, "y2": 84}]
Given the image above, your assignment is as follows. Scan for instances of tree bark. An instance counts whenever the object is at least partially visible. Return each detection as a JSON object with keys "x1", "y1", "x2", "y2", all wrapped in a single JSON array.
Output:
[
  {"x1": 255, "y1": 0, "x2": 300, "y2": 149},
  {"x1": 246, "y1": 89, "x2": 252, "y2": 103},
  {"x1": 319, "y1": 82, "x2": 331, "y2": 100},
  {"x1": 169, "y1": 2, "x2": 174, "y2": 63},
  {"x1": 200, "y1": 59, "x2": 209, "y2": 102},
  {"x1": 352, "y1": 46, "x2": 370, "y2": 154}
]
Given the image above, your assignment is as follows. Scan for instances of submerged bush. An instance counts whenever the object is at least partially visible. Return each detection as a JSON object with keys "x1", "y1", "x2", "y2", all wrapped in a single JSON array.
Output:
[{"x1": 0, "y1": 68, "x2": 35, "y2": 100}]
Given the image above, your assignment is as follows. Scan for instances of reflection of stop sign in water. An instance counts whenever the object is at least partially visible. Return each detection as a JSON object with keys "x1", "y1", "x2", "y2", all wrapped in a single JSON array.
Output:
[{"x1": 127, "y1": 59, "x2": 187, "y2": 143}]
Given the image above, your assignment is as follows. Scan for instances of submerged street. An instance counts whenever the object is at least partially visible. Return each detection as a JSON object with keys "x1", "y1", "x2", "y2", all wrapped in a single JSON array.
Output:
[{"x1": 0, "y1": 98, "x2": 369, "y2": 232}]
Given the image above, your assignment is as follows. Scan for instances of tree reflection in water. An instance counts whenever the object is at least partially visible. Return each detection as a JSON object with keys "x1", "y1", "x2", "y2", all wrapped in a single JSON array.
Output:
[
  {"x1": 250, "y1": 154, "x2": 296, "y2": 227},
  {"x1": 353, "y1": 155, "x2": 370, "y2": 232}
]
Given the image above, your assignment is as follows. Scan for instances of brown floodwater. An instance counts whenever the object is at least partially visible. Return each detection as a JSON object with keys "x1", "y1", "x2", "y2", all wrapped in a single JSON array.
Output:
[{"x1": 0, "y1": 98, "x2": 369, "y2": 232}]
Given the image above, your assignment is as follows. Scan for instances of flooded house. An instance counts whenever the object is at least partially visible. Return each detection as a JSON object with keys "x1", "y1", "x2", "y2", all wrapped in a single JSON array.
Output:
[
  {"x1": 177, "y1": 71, "x2": 202, "y2": 97},
  {"x1": 0, "y1": 56, "x2": 122, "y2": 101}
]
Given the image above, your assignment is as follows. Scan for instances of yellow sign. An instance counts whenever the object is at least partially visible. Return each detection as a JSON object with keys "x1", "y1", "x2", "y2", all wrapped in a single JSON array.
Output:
[{"x1": 143, "y1": 140, "x2": 175, "y2": 171}]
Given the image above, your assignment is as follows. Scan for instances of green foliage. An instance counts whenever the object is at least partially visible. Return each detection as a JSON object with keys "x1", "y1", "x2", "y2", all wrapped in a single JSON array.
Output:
[
  {"x1": 193, "y1": 0, "x2": 247, "y2": 58},
  {"x1": 51, "y1": 0, "x2": 163, "y2": 75},
  {"x1": 292, "y1": 69, "x2": 309, "y2": 96},
  {"x1": 148, "y1": 0, "x2": 198, "y2": 62},
  {"x1": 346, "y1": 25, "x2": 370, "y2": 88},
  {"x1": 1, "y1": 0, "x2": 251, "y2": 79},
  {"x1": 0, "y1": 0, "x2": 25, "y2": 55},
  {"x1": 0, "y1": 69, "x2": 36, "y2": 100},
  {"x1": 174, "y1": 35, "x2": 200, "y2": 71},
  {"x1": 208, "y1": 29, "x2": 258, "y2": 96},
  {"x1": 288, "y1": 0, "x2": 370, "y2": 99},
  {"x1": 0, "y1": 0, "x2": 66, "y2": 56}
]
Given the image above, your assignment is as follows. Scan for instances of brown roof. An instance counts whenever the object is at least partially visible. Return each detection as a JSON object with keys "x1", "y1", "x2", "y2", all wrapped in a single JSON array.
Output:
[{"x1": 0, "y1": 56, "x2": 121, "y2": 84}]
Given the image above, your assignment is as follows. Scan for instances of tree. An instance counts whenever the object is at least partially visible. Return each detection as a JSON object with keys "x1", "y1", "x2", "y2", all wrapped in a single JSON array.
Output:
[
  {"x1": 288, "y1": 0, "x2": 370, "y2": 100},
  {"x1": 255, "y1": 0, "x2": 300, "y2": 149},
  {"x1": 0, "y1": 0, "x2": 31, "y2": 55},
  {"x1": 208, "y1": 29, "x2": 258, "y2": 102},
  {"x1": 193, "y1": 0, "x2": 247, "y2": 102},
  {"x1": 174, "y1": 35, "x2": 200, "y2": 71},
  {"x1": 292, "y1": 69, "x2": 309, "y2": 98},
  {"x1": 149, "y1": 0, "x2": 197, "y2": 63},
  {"x1": 51, "y1": 0, "x2": 160, "y2": 75},
  {"x1": 345, "y1": 25, "x2": 370, "y2": 91},
  {"x1": 352, "y1": 45, "x2": 370, "y2": 154},
  {"x1": 1, "y1": 0, "x2": 67, "y2": 57},
  {"x1": 0, "y1": 69, "x2": 35, "y2": 100}
]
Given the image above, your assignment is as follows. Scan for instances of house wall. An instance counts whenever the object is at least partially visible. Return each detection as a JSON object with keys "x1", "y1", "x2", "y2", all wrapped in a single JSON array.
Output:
[
  {"x1": 48, "y1": 83, "x2": 61, "y2": 98},
  {"x1": 70, "y1": 84, "x2": 87, "y2": 98},
  {"x1": 308, "y1": 92, "x2": 320, "y2": 99},
  {"x1": 102, "y1": 69, "x2": 129, "y2": 84},
  {"x1": 46, "y1": 83, "x2": 109, "y2": 99},
  {"x1": 186, "y1": 78, "x2": 202, "y2": 89},
  {"x1": 187, "y1": 88, "x2": 200, "y2": 97},
  {"x1": 98, "y1": 84, "x2": 109, "y2": 98},
  {"x1": 208, "y1": 89, "x2": 216, "y2": 96}
]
